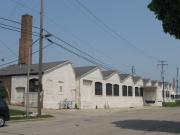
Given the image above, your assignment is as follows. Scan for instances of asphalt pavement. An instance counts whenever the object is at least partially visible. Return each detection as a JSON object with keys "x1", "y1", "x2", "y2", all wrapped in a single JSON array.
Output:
[{"x1": 1, "y1": 107, "x2": 180, "y2": 135}]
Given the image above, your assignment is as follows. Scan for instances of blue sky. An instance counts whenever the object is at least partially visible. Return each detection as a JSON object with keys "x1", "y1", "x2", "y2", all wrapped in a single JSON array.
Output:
[{"x1": 0, "y1": 0, "x2": 180, "y2": 82}]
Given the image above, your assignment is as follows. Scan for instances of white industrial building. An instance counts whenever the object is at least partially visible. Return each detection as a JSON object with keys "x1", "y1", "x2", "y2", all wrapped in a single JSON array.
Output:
[
  {"x1": 0, "y1": 62, "x2": 176, "y2": 109},
  {"x1": 0, "y1": 61, "x2": 77, "y2": 109},
  {"x1": 0, "y1": 14, "x2": 176, "y2": 110}
]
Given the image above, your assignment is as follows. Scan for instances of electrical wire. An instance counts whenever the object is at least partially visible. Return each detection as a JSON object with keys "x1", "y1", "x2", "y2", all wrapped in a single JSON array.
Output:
[
  {"x1": 0, "y1": 16, "x2": 125, "y2": 72},
  {"x1": 46, "y1": 38, "x2": 119, "y2": 71},
  {"x1": 0, "y1": 42, "x2": 52, "y2": 67},
  {"x1": 0, "y1": 22, "x2": 39, "y2": 37},
  {"x1": 74, "y1": 0, "x2": 159, "y2": 61},
  {"x1": 0, "y1": 16, "x2": 40, "y2": 30},
  {"x1": 0, "y1": 39, "x2": 17, "y2": 56},
  {"x1": 5, "y1": 0, "x2": 146, "y2": 71},
  {"x1": 50, "y1": 34, "x2": 121, "y2": 71}
]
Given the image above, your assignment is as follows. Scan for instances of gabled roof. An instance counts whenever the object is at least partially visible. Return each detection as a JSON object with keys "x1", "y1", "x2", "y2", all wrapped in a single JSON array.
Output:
[
  {"x1": 133, "y1": 76, "x2": 142, "y2": 83},
  {"x1": 143, "y1": 78, "x2": 151, "y2": 85},
  {"x1": 119, "y1": 74, "x2": 131, "y2": 81},
  {"x1": 0, "y1": 61, "x2": 69, "y2": 77},
  {"x1": 158, "y1": 82, "x2": 163, "y2": 86},
  {"x1": 102, "y1": 70, "x2": 117, "y2": 79},
  {"x1": 74, "y1": 66, "x2": 98, "y2": 78},
  {"x1": 151, "y1": 80, "x2": 158, "y2": 86}
]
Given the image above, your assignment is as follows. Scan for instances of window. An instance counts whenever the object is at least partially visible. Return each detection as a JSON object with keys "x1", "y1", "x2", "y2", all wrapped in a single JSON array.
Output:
[
  {"x1": 58, "y1": 81, "x2": 64, "y2": 94},
  {"x1": 29, "y1": 78, "x2": 38, "y2": 92},
  {"x1": 113, "y1": 84, "x2": 119, "y2": 96},
  {"x1": 106, "y1": 83, "x2": 112, "y2": 96},
  {"x1": 95, "y1": 82, "x2": 102, "y2": 95},
  {"x1": 166, "y1": 91, "x2": 170, "y2": 97},
  {"x1": 46, "y1": 79, "x2": 53, "y2": 94},
  {"x1": 135, "y1": 87, "x2": 139, "y2": 96},
  {"x1": 122, "y1": 85, "x2": 127, "y2": 96},
  {"x1": 83, "y1": 80, "x2": 92, "y2": 86},
  {"x1": 16, "y1": 87, "x2": 25, "y2": 102},
  {"x1": 128, "y1": 86, "x2": 133, "y2": 96},
  {"x1": 140, "y1": 87, "x2": 143, "y2": 96},
  {"x1": 59, "y1": 86, "x2": 63, "y2": 93}
]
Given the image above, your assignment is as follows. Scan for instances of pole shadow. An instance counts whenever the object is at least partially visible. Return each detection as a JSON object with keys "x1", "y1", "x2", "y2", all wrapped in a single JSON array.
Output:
[{"x1": 112, "y1": 119, "x2": 180, "y2": 133}]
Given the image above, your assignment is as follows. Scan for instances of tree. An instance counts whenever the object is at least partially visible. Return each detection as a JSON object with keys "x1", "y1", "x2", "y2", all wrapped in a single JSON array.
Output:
[
  {"x1": 148, "y1": 0, "x2": 180, "y2": 39},
  {"x1": 0, "y1": 85, "x2": 8, "y2": 98}
]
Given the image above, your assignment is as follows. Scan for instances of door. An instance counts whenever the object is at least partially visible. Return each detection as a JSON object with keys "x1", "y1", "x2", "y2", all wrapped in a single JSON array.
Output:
[{"x1": 16, "y1": 87, "x2": 25, "y2": 105}]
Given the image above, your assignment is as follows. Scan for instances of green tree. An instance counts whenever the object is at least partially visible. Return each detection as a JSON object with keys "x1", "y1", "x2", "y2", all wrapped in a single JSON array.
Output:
[
  {"x1": 148, "y1": 0, "x2": 180, "y2": 39},
  {"x1": 0, "y1": 85, "x2": 8, "y2": 98}
]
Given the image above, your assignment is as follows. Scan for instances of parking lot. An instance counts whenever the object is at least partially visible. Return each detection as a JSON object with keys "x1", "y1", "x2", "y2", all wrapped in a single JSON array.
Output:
[{"x1": 0, "y1": 107, "x2": 180, "y2": 135}]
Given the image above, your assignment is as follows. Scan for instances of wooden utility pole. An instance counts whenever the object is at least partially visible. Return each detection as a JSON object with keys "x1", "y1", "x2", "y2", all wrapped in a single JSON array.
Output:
[
  {"x1": 176, "y1": 67, "x2": 179, "y2": 97},
  {"x1": 158, "y1": 60, "x2": 168, "y2": 103},
  {"x1": 38, "y1": 0, "x2": 44, "y2": 117}
]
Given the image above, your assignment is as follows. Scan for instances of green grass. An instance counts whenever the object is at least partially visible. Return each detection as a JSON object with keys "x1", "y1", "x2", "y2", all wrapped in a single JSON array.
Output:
[
  {"x1": 163, "y1": 100, "x2": 180, "y2": 107},
  {"x1": 9, "y1": 109, "x2": 53, "y2": 121},
  {"x1": 10, "y1": 109, "x2": 26, "y2": 116},
  {"x1": 10, "y1": 114, "x2": 53, "y2": 121}
]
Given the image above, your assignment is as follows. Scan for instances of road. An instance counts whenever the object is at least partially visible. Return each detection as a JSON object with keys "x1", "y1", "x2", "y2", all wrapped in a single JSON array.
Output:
[{"x1": 0, "y1": 107, "x2": 180, "y2": 135}]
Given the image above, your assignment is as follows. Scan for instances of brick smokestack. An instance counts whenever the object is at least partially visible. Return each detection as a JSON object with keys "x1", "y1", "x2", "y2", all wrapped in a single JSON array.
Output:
[{"x1": 18, "y1": 14, "x2": 32, "y2": 65}]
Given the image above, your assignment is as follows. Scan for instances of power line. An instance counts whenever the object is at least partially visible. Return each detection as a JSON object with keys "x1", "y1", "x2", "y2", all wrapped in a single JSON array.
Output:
[
  {"x1": 0, "y1": 39, "x2": 17, "y2": 56},
  {"x1": 47, "y1": 38, "x2": 115, "y2": 70},
  {"x1": 50, "y1": 34, "x2": 121, "y2": 71},
  {"x1": 0, "y1": 16, "x2": 126, "y2": 73},
  {"x1": 74, "y1": 0, "x2": 159, "y2": 61},
  {"x1": 4, "y1": 1, "x2": 145, "y2": 73},
  {"x1": 0, "y1": 16, "x2": 41, "y2": 30},
  {"x1": 0, "y1": 42, "x2": 52, "y2": 67},
  {"x1": 0, "y1": 22, "x2": 39, "y2": 37},
  {"x1": 0, "y1": 16, "x2": 109, "y2": 70},
  {"x1": 0, "y1": 38, "x2": 40, "y2": 67},
  {"x1": 5, "y1": 0, "x2": 143, "y2": 71}
]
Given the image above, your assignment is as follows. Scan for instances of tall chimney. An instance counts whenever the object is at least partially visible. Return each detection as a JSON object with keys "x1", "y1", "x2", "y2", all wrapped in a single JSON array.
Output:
[{"x1": 19, "y1": 14, "x2": 32, "y2": 65}]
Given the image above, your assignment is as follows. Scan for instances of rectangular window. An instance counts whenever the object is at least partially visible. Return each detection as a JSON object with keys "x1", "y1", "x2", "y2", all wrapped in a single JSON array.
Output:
[
  {"x1": 113, "y1": 84, "x2": 119, "y2": 96},
  {"x1": 59, "y1": 86, "x2": 63, "y2": 93},
  {"x1": 135, "y1": 87, "x2": 139, "y2": 96},
  {"x1": 140, "y1": 88, "x2": 143, "y2": 97},
  {"x1": 106, "y1": 83, "x2": 112, "y2": 96},
  {"x1": 128, "y1": 86, "x2": 133, "y2": 96},
  {"x1": 122, "y1": 85, "x2": 127, "y2": 96},
  {"x1": 95, "y1": 82, "x2": 102, "y2": 95},
  {"x1": 58, "y1": 81, "x2": 64, "y2": 94},
  {"x1": 166, "y1": 91, "x2": 170, "y2": 97}
]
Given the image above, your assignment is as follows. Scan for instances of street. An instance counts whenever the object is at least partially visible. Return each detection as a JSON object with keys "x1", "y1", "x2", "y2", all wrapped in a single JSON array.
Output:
[{"x1": 1, "y1": 107, "x2": 180, "y2": 135}]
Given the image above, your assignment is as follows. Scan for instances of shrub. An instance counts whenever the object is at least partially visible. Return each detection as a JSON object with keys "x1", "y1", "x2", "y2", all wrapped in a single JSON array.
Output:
[
  {"x1": 163, "y1": 101, "x2": 180, "y2": 107},
  {"x1": 0, "y1": 85, "x2": 8, "y2": 98}
]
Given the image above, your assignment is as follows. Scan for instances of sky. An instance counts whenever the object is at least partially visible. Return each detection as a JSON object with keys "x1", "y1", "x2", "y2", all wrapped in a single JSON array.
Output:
[{"x1": 0, "y1": 0, "x2": 180, "y2": 82}]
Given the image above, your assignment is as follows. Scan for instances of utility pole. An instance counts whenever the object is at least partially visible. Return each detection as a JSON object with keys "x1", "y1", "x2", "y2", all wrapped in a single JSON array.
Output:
[
  {"x1": 131, "y1": 66, "x2": 135, "y2": 77},
  {"x1": 157, "y1": 60, "x2": 168, "y2": 103},
  {"x1": 26, "y1": 46, "x2": 31, "y2": 118},
  {"x1": 38, "y1": 0, "x2": 44, "y2": 117},
  {"x1": 176, "y1": 67, "x2": 179, "y2": 98}
]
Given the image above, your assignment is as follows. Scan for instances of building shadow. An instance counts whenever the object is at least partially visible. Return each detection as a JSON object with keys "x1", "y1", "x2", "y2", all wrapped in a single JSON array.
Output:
[{"x1": 112, "y1": 119, "x2": 180, "y2": 133}]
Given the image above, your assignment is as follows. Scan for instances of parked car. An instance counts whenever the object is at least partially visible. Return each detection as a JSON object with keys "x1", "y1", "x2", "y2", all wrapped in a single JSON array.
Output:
[{"x1": 0, "y1": 97, "x2": 9, "y2": 127}]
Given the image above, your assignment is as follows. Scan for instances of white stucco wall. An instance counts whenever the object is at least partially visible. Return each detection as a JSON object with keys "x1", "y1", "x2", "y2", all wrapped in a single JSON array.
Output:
[
  {"x1": 42, "y1": 63, "x2": 76, "y2": 109},
  {"x1": 77, "y1": 70, "x2": 144, "y2": 109},
  {"x1": 11, "y1": 75, "x2": 38, "y2": 105}
]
